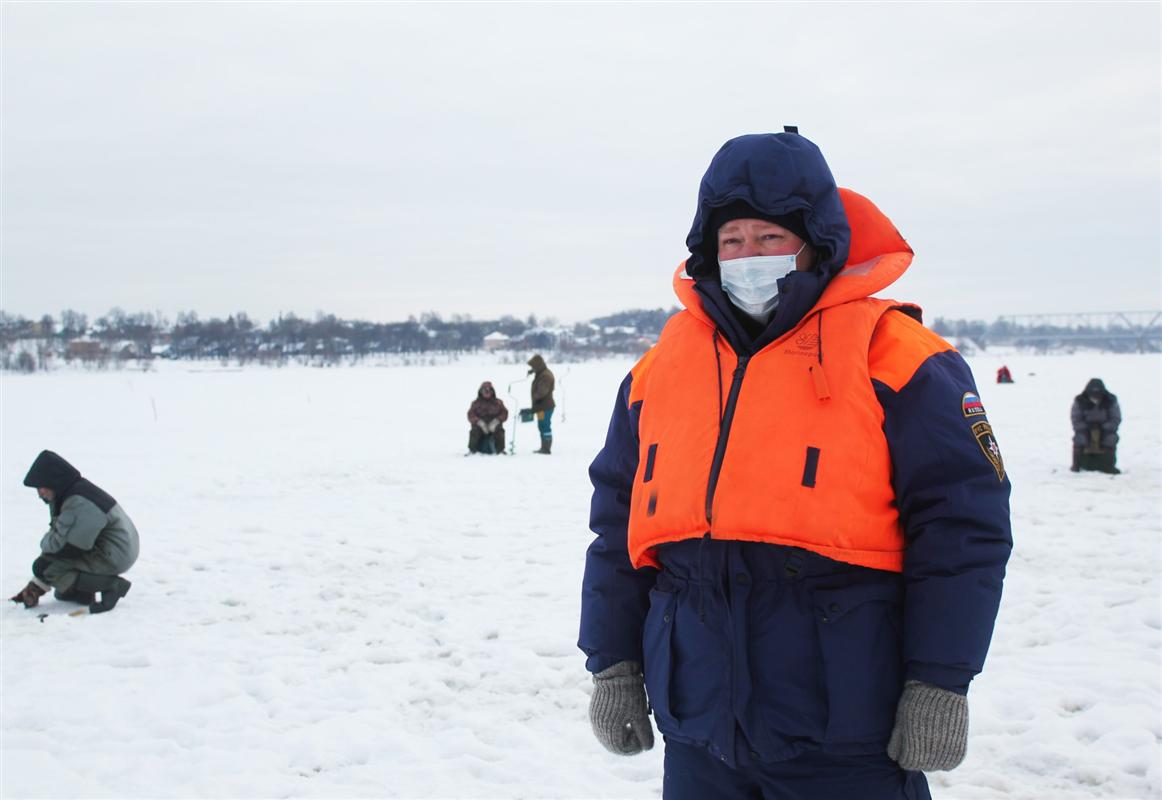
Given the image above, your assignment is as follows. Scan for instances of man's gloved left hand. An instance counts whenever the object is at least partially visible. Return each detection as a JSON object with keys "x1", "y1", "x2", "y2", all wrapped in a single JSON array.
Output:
[
  {"x1": 9, "y1": 581, "x2": 48, "y2": 608},
  {"x1": 887, "y1": 680, "x2": 968, "y2": 772},
  {"x1": 486, "y1": 419, "x2": 500, "y2": 432},
  {"x1": 588, "y1": 660, "x2": 655, "y2": 755}
]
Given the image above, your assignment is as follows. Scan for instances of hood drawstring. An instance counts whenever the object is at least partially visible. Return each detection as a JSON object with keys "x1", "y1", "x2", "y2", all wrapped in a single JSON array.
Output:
[{"x1": 698, "y1": 532, "x2": 710, "y2": 623}]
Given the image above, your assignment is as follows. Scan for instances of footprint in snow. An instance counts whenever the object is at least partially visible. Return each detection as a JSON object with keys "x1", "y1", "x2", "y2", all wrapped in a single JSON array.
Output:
[
  {"x1": 111, "y1": 654, "x2": 151, "y2": 668},
  {"x1": 1060, "y1": 696, "x2": 1094, "y2": 715},
  {"x1": 410, "y1": 607, "x2": 445, "y2": 622}
]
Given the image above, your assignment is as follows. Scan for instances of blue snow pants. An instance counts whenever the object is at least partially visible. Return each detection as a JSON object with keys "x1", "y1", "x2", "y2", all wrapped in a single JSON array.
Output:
[
  {"x1": 537, "y1": 407, "x2": 554, "y2": 440},
  {"x1": 663, "y1": 738, "x2": 931, "y2": 800}
]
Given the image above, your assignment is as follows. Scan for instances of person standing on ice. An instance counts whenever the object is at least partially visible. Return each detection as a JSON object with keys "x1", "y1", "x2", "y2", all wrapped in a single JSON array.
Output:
[
  {"x1": 9, "y1": 450, "x2": 138, "y2": 614},
  {"x1": 527, "y1": 354, "x2": 556, "y2": 454},
  {"x1": 466, "y1": 380, "x2": 509, "y2": 454},
  {"x1": 578, "y1": 130, "x2": 1012, "y2": 799},
  {"x1": 1070, "y1": 377, "x2": 1121, "y2": 474}
]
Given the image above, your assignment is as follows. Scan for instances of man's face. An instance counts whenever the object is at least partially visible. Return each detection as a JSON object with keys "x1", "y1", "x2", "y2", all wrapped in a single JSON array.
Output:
[
  {"x1": 717, "y1": 219, "x2": 814, "y2": 271},
  {"x1": 36, "y1": 487, "x2": 54, "y2": 504}
]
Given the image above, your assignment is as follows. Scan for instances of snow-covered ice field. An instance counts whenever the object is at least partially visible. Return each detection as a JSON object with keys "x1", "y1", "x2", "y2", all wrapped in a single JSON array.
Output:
[{"x1": 2, "y1": 351, "x2": 1159, "y2": 799}]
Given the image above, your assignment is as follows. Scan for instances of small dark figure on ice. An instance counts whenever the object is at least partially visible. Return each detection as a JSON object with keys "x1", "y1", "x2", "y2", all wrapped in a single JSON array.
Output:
[
  {"x1": 1071, "y1": 378, "x2": 1121, "y2": 474},
  {"x1": 996, "y1": 365, "x2": 1013, "y2": 384},
  {"x1": 527, "y1": 354, "x2": 555, "y2": 454},
  {"x1": 467, "y1": 381, "x2": 509, "y2": 455},
  {"x1": 9, "y1": 451, "x2": 139, "y2": 614}
]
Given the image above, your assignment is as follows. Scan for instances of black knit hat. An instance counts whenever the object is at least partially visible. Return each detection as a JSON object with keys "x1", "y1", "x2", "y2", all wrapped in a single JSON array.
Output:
[{"x1": 710, "y1": 200, "x2": 812, "y2": 246}]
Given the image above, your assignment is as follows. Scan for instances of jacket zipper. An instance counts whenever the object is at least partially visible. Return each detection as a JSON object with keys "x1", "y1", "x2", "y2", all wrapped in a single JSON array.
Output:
[{"x1": 705, "y1": 353, "x2": 751, "y2": 523}]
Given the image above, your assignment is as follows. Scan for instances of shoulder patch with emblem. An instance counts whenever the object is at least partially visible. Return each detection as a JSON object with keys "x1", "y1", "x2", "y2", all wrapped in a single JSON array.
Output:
[
  {"x1": 972, "y1": 420, "x2": 1005, "y2": 481},
  {"x1": 962, "y1": 391, "x2": 986, "y2": 418}
]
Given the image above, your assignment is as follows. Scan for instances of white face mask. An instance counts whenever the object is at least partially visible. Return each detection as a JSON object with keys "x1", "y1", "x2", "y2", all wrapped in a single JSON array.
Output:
[{"x1": 718, "y1": 245, "x2": 805, "y2": 321}]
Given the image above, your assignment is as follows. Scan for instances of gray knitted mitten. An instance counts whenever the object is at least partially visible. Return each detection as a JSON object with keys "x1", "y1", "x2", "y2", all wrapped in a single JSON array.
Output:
[
  {"x1": 588, "y1": 661, "x2": 655, "y2": 755},
  {"x1": 887, "y1": 680, "x2": 969, "y2": 771}
]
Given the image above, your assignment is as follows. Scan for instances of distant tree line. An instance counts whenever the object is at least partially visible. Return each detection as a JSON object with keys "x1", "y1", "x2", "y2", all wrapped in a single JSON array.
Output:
[
  {"x1": 2, "y1": 307, "x2": 1155, "y2": 373},
  {"x1": 0, "y1": 307, "x2": 681, "y2": 372},
  {"x1": 931, "y1": 313, "x2": 1160, "y2": 354}
]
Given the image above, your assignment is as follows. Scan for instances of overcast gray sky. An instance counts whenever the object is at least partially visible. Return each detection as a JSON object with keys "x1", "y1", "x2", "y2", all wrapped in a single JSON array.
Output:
[{"x1": 2, "y1": 2, "x2": 1159, "y2": 325}]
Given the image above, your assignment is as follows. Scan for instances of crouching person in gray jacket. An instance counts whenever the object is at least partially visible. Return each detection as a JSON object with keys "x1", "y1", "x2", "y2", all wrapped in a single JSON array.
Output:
[{"x1": 9, "y1": 450, "x2": 139, "y2": 614}]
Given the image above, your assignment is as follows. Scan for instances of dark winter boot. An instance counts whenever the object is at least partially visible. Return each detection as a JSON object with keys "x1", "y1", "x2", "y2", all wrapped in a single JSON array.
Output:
[
  {"x1": 1100, "y1": 448, "x2": 1121, "y2": 475},
  {"x1": 72, "y1": 572, "x2": 132, "y2": 614},
  {"x1": 1070, "y1": 445, "x2": 1082, "y2": 472},
  {"x1": 55, "y1": 587, "x2": 97, "y2": 605},
  {"x1": 536, "y1": 436, "x2": 552, "y2": 455},
  {"x1": 8, "y1": 580, "x2": 48, "y2": 608}
]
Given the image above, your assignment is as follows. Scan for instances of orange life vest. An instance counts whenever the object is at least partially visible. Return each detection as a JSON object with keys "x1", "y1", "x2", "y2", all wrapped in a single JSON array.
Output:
[{"x1": 625, "y1": 189, "x2": 953, "y2": 572}]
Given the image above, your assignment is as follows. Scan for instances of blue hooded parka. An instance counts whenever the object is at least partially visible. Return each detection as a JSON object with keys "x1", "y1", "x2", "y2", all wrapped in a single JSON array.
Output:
[{"x1": 578, "y1": 132, "x2": 1013, "y2": 768}]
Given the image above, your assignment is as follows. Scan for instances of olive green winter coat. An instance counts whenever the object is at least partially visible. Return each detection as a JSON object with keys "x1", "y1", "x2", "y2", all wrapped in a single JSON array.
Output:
[{"x1": 527, "y1": 354, "x2": 555, "y2": 413}]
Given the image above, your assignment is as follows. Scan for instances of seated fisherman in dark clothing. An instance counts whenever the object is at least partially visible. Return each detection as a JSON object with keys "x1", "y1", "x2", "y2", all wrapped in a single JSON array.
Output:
[
  {"x1": 1071, "y1": 378, "x2": 1122, "y2": 474},
  {"x1": 467, "y1": 381, "x2": 509, "y2": 455},
  {"x1": 9, "y1": 451, "x2": 139, "y2": 613}
]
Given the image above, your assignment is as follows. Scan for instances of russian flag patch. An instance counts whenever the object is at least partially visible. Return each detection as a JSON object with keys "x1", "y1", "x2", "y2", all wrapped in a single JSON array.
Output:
[{"x1": 962, "y1": 391, "x2": 986, "y2": 418}]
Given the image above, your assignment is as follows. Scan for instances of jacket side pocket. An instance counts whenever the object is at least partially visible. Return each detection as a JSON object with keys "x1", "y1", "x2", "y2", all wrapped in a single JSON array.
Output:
[
  {"x1": 813, "y1": 581, "x2": 904, "y2": 744},
  {"x1": 642, "y1": 586, "x2": 678, "y2": 732}
]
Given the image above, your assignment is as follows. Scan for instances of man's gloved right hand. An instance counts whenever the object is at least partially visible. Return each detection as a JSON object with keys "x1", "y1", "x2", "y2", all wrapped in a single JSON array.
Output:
[
  {"x1": 474, "y1": 419, "x2": 489, "y2": 432},
  {"x1": 588, "y1": 660, "x2": 655, "y2": 755},
  {"x1": 9, "y1": 580, "x2": 48, "y2": 608}
]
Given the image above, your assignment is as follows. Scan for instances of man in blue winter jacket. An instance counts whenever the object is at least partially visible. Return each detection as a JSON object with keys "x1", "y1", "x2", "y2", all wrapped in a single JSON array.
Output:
[{"x1": 578, "y1": 130, "x2": 1012, "y2": 799}]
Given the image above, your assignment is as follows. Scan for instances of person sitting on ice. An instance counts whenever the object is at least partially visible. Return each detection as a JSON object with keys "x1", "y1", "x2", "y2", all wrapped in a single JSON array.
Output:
[
  {"x1": 1071, "y1": 378, "x2": 1121, "y2": 474},
  {"x1": 8, "y1": 450, "x2": 139, "y2": 614},
  {"x1": 467, "y1": 381, "x2": 509, "y2": 455},
  {"x1": 996, "y1": 365, "x2": 1013, "y2": 384}
]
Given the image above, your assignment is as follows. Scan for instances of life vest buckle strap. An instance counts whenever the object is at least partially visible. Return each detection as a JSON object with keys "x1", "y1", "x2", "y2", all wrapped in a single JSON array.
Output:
[
  {"x1": 644, "y1": 443, "x2": 658, "y2": 483},
  {"x1": 784, "y1": 550, "x2": 806, "y2": 579},
  {"x1": 802, "y1": 447, "x2": 821, "y2": 488}
]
